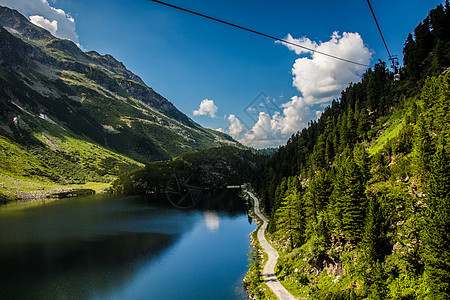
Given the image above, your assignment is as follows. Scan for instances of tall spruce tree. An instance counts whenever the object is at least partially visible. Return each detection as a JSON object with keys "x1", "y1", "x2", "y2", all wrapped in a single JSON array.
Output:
[
  {"x1": 332, "y1": 150, "x2": 367, "y2": 241},
  {"x1": 304, "y1": 169, "x2": 332, "y2": 240},
  {"x1": 274, "y1": 176, "x2": 305, "y2": 249},
  {"x1": 422, "y1": 136, "x2": 450, "y2": 298}
]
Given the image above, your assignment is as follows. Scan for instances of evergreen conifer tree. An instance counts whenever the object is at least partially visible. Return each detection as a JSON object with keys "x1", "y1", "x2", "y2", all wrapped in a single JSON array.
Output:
[
  {"x1": 274, "y1": 176, "x2": 304, "y2": 249},
  {"x1": 332, "y1": 150, "x2": 367, "y2": 241},
  {"x1": 304, "y1": 169, "x2": 332, "y2": 240},
  {"x1": 422, "y1": 136, "x2": 450, "y2": 298}
]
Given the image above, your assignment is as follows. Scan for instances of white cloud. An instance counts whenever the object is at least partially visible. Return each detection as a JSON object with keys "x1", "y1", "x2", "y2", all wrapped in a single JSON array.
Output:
[
  {"x1": 226, "y1": 31, "x2": 371, "y2": 148},
  {"x1": 29, "y1": 15, "x2": 57, "y2": 36},
  {"x1": 193, "y1": 99, "x2": 218, "y2": 118},
  {"x1": 236, "y1": 97, "x2": 314, "y2": 148},
  {"x1": 0, "y1": 0, "x2": 80, "y2": 46},
  {"x1": 224, "y1": 96, "x2": 315, "y2": 148},
  {"x1": 281, "y1": 33, "x2": 318, "y2": 55},
  {"x1": 240, "y1": 112, "x2": 286, "y2": 148},
  {"x1": 227, "y1": 114, "x2": 246, "y2": 137},
  {"x1": 283, "y1": 32, "x2": 371, "y2": 104}
]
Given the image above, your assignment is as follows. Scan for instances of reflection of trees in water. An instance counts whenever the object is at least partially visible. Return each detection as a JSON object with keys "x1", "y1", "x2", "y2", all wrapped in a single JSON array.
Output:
[
  {"x1": 143, "y1": 189, "x2": 248, "y2": 215},
  {"x1": 0, "y1": 191, "x2": 250, "y2": 299},
  {"x1": 197, "y1": 190, "x2": 248, "y2": 215},
  {"x1": 163, "y1": 175, "x2": 203, "y2": 209},
  {"x1": 0, "y1": 232, "x2": 176, "y2": 299}
]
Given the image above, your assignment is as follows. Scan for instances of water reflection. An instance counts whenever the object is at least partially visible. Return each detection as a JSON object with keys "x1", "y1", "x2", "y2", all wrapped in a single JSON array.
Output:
[
  {"x1": 0, "y1": 194, "x2": 189, "y2": 299},
  {"x1": 144, "y1": 189, "x2": 248, "y2": 214},
  {"x1": 0, "y1": 232, "x2": 175, "y2": 299},
  {"x1": 0, "y1": 191, "x2": 254, "y2": 299},
  {"x1": 204, "y1": 211, "x2": 220, "y2": 232}
]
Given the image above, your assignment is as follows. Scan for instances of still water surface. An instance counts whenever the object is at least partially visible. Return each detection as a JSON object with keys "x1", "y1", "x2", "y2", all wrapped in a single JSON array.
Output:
[{"x1": 0, "y1": 191, "x2": 255, "y2": 299}]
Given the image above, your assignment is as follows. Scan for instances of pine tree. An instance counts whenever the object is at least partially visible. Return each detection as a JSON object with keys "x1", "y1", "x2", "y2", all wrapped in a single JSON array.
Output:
[
  {"x1": 416, "y1": 122, "x2": 434, "y2": 178},
  {"x1": 304, "y1": 169, "x2": 332, "y2": 240},
  {"x1": 325, "y1": 134, "x2": 334, "y2": 165},
  {"x1": 311, "y1": 134, "x2": 327, "y2": 169},
  {"x1": 269, "y1": 177, "x2": 288, "y2": 233},
  {"x1": 431, "y1": 40, "x2": 448, "y2": 75},
  {"x1": 422, "y1": 136, "x2": 450, "y2": 298},
  {"x1": 347, "y1": 108, "x2": 357, "y2": 145},
  {"x1": 274, "y1": 176, "x2": 305, "y2": 249},
  {"x1": 357, "y1": 108, "x2": 370, "y2": 140},
  {"x1": 403, "y1": 33, "x2": 420, "y2": 80},
  {"x1": 361, "y1": 196, "x2": 379, "y2": 261},
  {"x1": 366, "y1": 62, "x2": 389, "y2": 113},
  {"x1": 333, "y1": 116, "x2": 341, "y2": 154},
  {"x1": 274, "y1": 178, "x2": 288, "y2": 209},
  {"x1": 429, "y1": 4, "x2": 447, "y2": 42},
  {"x1": 353, "y1": 144, "x2": 370, "y2": 183},
  {"x1": 414, "y1": 21, "x2": 433, "y2": 62},
  {"x1": 339, "y1": 112, "x2": 349, "y2": 147},
  {"x1": 368, "y1": 261, "x2": 387, "y2": 299},
  {"x1": 332, "y1": 150, "x2": 367, "y2": 241}
]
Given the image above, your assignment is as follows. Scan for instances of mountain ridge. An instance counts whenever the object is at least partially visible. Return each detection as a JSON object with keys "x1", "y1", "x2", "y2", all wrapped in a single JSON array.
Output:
[
  {"x1": 0, "y1": 5, "x2": 196, "y2": 127},
  {"x1": 0, "y1": 5, "x2": 238, "y2": 202}
]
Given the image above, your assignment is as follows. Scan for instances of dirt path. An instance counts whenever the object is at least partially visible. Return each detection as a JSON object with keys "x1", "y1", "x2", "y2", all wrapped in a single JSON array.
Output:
[{"x1": 246, "y1": 190, "x2": 296, "y2": 300}]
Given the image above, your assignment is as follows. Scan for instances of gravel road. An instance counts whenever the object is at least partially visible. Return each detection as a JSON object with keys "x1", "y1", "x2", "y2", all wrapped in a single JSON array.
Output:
[{"x1": 246, "y1": 190, "x2": 296, "y2": 300}]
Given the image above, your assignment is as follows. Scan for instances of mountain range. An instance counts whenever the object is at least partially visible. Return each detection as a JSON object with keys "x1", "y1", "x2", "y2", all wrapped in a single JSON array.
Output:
[{"x1": 0, "y1": 5, "x2": 238, "y2": 201}]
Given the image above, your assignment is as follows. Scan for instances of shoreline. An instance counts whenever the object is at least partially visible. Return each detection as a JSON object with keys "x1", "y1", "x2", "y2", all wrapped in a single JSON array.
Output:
[{"x1": 1, "y1": 181, "x2": 111, "y2": 207}]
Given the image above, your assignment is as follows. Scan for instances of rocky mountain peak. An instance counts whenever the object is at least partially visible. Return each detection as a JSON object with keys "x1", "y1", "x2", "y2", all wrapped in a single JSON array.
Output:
[
  {"x1": 0, "y1": 5, "x2": 52, "y2": 41},
  {"x1": 0, "y1": 5, "x2": 237, "y2": 165}
]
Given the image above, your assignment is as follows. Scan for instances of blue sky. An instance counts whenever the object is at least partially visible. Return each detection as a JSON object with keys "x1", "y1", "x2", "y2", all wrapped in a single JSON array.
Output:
[{"x1": 0, "y1": 0, "x2": 444, "y2": 147}]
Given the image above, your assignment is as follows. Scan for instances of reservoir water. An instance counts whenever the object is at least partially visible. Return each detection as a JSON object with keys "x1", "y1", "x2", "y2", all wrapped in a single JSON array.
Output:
[{"x1": 0, "y1": 191, "x2": 255, "y2": 299}]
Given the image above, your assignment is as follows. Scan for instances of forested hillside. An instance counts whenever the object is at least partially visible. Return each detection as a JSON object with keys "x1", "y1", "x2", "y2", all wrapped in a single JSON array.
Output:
[
  {"x1": 111, "y1": 146, "x2": 256, "y2": 195},
  {"x1": 251, "y1": 3, "x2": 450, "y2": 298}
]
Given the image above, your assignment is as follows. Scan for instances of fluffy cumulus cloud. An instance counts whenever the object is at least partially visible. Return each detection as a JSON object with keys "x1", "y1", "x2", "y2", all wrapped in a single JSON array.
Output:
[
  {"x1": 0, "y1": 0, "x2": 80, "y2": 46},
  {"x1": 284, "y1": 32, "x2": 372, "y2": 104},
  {"x1": 193, "y1": 99, "x2": 218, "y2": 118},
  {"x1": 225, "y1": 32, "x2": 371, "y2": 148},
  {"x1": 235, "y1": 97, "x2": 318, "y2": 148},
  {"x1": 227, "y1": 114, "x2": 246, "y2": 137},
  {"x1": 29, "y1": 15, "x2": 58, "y2": 35},
  {"x1": 240, "y1": 112, "x2": 286, "y2": 148}
]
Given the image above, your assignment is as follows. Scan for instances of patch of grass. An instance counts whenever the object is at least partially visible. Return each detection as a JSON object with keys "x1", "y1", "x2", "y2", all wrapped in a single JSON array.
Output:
[
  {"x1": 259, "y1": 283, "x2": 278, "y2": 300},
  {"x1": 0, "y1": 129, "x2": 142, "y2": 201},
  {"x1": 280, "y1": 278, "x2": 310, "y2": 299},
  {"x1": 368, "y1": 115, "x2": 404, "y2": 156},
  {"x1": 0, "y1": 173, "x2": 110, "y2": 195}
]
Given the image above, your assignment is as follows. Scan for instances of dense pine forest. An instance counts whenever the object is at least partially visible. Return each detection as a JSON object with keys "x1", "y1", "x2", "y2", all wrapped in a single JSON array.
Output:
[{"x1": 250, "y1": 3, "x2": 450, "y2": 299}]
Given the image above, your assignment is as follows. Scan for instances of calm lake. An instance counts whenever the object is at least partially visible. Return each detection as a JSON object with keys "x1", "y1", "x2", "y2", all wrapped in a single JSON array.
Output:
[{"x1": 0, "y1": 191, "x2": 255, "y2": 299}]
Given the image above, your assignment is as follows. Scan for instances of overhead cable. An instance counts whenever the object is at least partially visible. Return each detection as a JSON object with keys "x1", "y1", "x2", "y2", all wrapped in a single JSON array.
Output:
[
  {"x1": 366, "y1": 0, "x2": 391, "y2": 58},
  {"x1": 148, "y1": 0, "x2": 370, "y2": 67}
]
